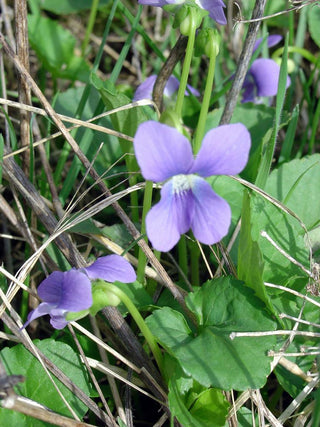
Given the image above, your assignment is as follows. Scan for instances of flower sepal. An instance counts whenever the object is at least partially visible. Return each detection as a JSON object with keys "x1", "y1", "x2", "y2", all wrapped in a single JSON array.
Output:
[
  {"x1": 65, "y1": 309, "x2": 90, "y2": 323},
  {"x1": 159, "y1": 108, "x2": 188, "y2": 138},
  {"x1": 90, "y1": 280, "x2": 122, "y2": 316},
  {"x1": 195, "y1": 28, "x2": 221, "y2": 58},
  {"x1": 173, "y1": 4, "x2": 207, "y2": 36}
]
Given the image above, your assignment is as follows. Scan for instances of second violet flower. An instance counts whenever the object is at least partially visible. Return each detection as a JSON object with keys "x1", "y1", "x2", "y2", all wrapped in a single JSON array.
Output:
[
  {"x1": 24, "y1": 255, "x2": 136, "y2": 329},
  {"x1": 138, "y1": 0, "x2": 227, "y2": 25},
  {"x1": 134, "y1": 121, "x2": 251, "y2": 252}
]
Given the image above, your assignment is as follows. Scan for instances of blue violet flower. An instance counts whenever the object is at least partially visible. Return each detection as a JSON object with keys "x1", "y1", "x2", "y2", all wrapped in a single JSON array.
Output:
[
  {"x1": 242, "y1": 35, "x2": 291, "y2": 103},
  {"x1": 24, "y1": 255, "x2": 136, "y2": 329},
  {"x1": 134, "y1": 121, "x2": 251, "y2": 251},
  {"x1": 138, "y1": 0, "x2": 227, "y2": 25},
  {"x1": 133, "y1": 74, "x2": 200, "y2": 102}
]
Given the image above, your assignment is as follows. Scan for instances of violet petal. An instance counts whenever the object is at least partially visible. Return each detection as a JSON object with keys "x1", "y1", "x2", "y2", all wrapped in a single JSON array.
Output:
[
  {"x1": 241, "y1": 76, "x2": 256, "y2": 103},
  {"x1": 186, "y1": 83, "x2": 200, "y2": 97},
  {"x1": 250, "y1": 58, "x2": 290, "y2": 98},
  {"x1": 22, "y1": 302, "x2": 56, "y2": 329},
  {"x1": 163, "y1": 76, "x2": 180, "y2": 97},
  {"x1": 85, "y1": 255, "x2": 136, "y2": 283},
  {"x1": 37, "y1": 271, "x2": 64, "y2": 304},
  {"x1": 133, "y1": 75, "x2": 157, "y2": 102},
  {"x1": 192, "y1": 123, "x2": 251, "y2": 177},
  {"x1": 146, "y1": 179, "x2": 193, "y2": 251},
  {"x1": 49, "y1": 308, "x2": 69, "y2": 329},
  {"x1": 191, "y1": 177, "x2": 231, "y2": 244},
  {"x1": 58, "y1": 269, "x2": 92, "y2": 312},
  {"x1": 254, "y1": 34, "x2": 282, "y2": 52},
  {"x1": 134, "y1": 121, "x2": 194, "y2": 182},
  {"x1": 134, "y1": 75, "x2": 198, "y2": 102},
  {"x1": 138, "y1": 0, "x2": 168, "y2": 5},
  {"x1": 197, "y1": 0, "x2": 227, "y2": 24},
  {"x1": 163, "y1": 75, "x2": 199, "y2": 97}
]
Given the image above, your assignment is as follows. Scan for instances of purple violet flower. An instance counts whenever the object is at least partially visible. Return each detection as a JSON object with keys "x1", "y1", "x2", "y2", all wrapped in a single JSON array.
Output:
[
  {"x1": 253, "y1": 34, "x2": 283, "y2": 52},
  {"x1": 24, "y1": 255, "x2": 136, "y2": 329},
  {"x1": 138, "y1": 0, "x2": 227, "y2": 25},
  {"x1": 133, "y1": 74, "x2": 199, "y2": 102},
  {"x1": 242, "y1": 35, "x2": 291, "y2": 103},
  {"x1": 134, "y1": 121, "x2": 251, "y2": 251}
]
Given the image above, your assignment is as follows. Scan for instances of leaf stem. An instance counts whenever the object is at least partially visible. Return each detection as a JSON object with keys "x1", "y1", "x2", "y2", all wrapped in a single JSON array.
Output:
[{"x1": 81, "y1": 0, "x2": 100, "y2": 56}]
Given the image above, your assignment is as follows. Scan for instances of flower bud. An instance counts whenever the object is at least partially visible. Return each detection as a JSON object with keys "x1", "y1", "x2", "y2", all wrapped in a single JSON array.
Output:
[
  {"x1": 90, "y1": 281, "x2": 121, "y2": 316},
  {"x1": 274, "y1": 57, "x2": 295, "y2": 73},
  {"x1": 195, "y1": 28, "x2": 221, "y2": 57},
  {"x1": 159, "y1": 108, "x2": 190, "y2": 139},
  {"x1": 175, "y1": 5, "x2": 207, "y2": 36}
]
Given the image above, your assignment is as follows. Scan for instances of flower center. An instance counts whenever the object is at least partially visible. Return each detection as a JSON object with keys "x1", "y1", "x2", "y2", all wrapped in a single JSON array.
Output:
[{"x1": 171, "y1": 174, "x2": 195, "y2": 194}]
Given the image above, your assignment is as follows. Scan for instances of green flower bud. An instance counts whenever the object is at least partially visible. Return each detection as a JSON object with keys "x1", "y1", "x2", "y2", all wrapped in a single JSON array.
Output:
[
  {"x1": 195, "y1": 28, "x2": 221, "y2": 57},
  {"x1": 90, "y1": 281, "x2": 121, "y2": 316},
  {"x1": 274, "y1": 57, "x2": 295, "y2": 73},
  {"x1": 159, "y1": 108, "x2": 190, "y2": 139},
  {"x1": 175, "y1": 4, "x2": 207, "y2": 36}
]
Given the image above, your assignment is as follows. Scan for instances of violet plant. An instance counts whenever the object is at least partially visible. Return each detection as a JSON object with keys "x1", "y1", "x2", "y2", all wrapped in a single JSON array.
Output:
[{"x1": 4, "y1": 0, "x2": 319, "y2": 425}]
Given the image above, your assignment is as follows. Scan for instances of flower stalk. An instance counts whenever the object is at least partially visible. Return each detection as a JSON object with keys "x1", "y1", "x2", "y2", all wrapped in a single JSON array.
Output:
[
  {"x1": 175, "y1": 8, "x2": 198, "y2": 119},
  {"x1": 103, "y1": 283, "x2": 164, "y2": 374},
  {"x1": 194, "y1": 30, "x2": 220, "y2": 153},
  {"x1": 137, "y1": 180, "x2": 154, "y2": 282}
]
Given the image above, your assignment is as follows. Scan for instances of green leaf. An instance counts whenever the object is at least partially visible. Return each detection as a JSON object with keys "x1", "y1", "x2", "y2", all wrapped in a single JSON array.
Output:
[
  {"x1": 40, "y1": 0, "x2": 111, "y2": 14},
  {"x1": 146, "y1": 307, "x2": 193, "y2": 352},
  {"x1": 275, "y1": 340, "x2": 315, "y2": 398},
  {"x1": 308, "y1": 5, "x2": 320, "y2": 48},
  {"x1": 266, "y1": 154, "x2": 320, "y2": 230},
  {"x1": 28, "y1": 15, "x2": 90, "y2": 81},
  {"x1": 208, "y1": 175, "x2": 245, "y2": 260},
  {"x1": 68, "y1": 218, "x2": 103, "y2": 235},
  {"x1": 102, "y1": 224, "x2": 135, "y2": 248},
  {"x1": 250, "y1": 192, "x2": 309, "y2": 284},
  {"x1": 115, "y1": 281, "x2": 154, "y2": 315},
  {"x1": 0, "y1": 339, "x2": 91, "y2": 426},
  {"x1": 147, "y1": 278, "x2": 277, "y2": 390},
  {"x1": 54, "y1": 85, "x2": 121, "y2": 201},
  {"x1": 279, "y1": 104, "x2": 299, "y2": 163},
  {"x1": 189, "y1": 388, "x2": 229, "y2": 425},
  {"x1": 205, "y1": 104, "x2": 276, "y2": 182},
  {"x1": 263, "y1": 0, "x2": 288, "y2": 27},
  {"x1": 255, "y1": 34, "x2": 289, "y2": 189},
  {"x1": 237, "y1": 407, "x2": 259, "y2": 426},
  {"x1": 166, "y1": 360, "x2": 229, "y2": 427},
  {"x1": 169, "y1": 377, "x2": 229, "y2": 427},
  {"x1": 91, "y1": 74, "x2": 148, "y2": 163}
]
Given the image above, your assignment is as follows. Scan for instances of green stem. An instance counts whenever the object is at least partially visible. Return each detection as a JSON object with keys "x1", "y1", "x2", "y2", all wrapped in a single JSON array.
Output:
[
  {"x1": 175, "y1": 12, "x2": 197, "y2": 119},
  {"x1": 272, "y1": 46, "x2": 319, "y2": 66},
  {"x1": 178, "y1": 236, "x2": 188, "y2": 279},
  {"x1": 193, "y1": 46, "x2": 217, "y2": 154},
  {"x1": 82, "y1": 0, "x2": 100, "y2": 56},
  {"x1": 137, "y1": 180, "x2": 154, "y2": 282},
  {"x1": 309, "y1": 95, "x2": 320, "y2": 154},
  {"x1": 190, "y1": 243, "x2": 200, "y2": 286},
  {"x1": 104, "y1": 283, "x2": 164, "y2": 374}
]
